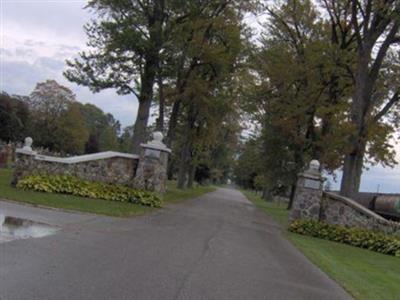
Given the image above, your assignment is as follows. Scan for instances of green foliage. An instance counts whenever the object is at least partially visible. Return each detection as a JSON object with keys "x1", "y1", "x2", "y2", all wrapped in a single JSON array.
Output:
[
  {"x1": 234, "y1": 137, "x2": 263, "y2": 189},
  {"x1": 2, "y1": 80, "x2": 124, "y2": 155},
  {"x1": 77, "y1": 103, "x2": 121, "y2": 153},
  {"x1": 167, "y1": 0, "x2": 250, "y2": 188},
  {"x1": 0, "y1": 169, "x2": 213, "y2": 217},
  {"x1": 17, "y1": 175, "x2": 163, "y2": 208},
  {"x1": 56, "y1": 103, "x2": 89, "y2": 154},
  {"x1": 289, "y1": 219, "x2": 400, "y2": 257},
  {"x1": 27, "y1": 80, "x2": 76, "y2": 151},
  {"x1": 0, "y1": 92, "x2": 30, "y2": 142}
]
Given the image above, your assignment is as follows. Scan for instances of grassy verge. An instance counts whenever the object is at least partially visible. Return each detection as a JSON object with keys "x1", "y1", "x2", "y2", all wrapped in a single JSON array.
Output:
[
  {"x1": 0, "y1": 169, "x2": 215, "y2": 217},
  {"x1": 242, "y1": 189, "x2": 400, "y2": 300}
]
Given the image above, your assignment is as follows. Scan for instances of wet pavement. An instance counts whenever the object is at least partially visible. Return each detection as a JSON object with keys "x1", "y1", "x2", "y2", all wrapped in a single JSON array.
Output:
[
  {"x1": 0, "y1": 190, "x2": 351, "y2": 300},
  {"x1": 0, "y1": 214, "x2": 58, "y2": 243}
]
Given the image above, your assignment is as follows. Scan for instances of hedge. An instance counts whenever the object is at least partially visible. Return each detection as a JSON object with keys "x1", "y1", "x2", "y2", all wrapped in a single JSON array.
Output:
[
  {"x1": 17, "y1": 174, "x2": 163, "y2": 208},
  {"x1": 289, "y1": 219, "x2": 400, "y2": 257}
]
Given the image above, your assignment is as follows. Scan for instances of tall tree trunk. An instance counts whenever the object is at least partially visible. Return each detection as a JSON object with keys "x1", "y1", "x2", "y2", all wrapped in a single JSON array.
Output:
[
  {"x1": 187, "y1": 163, "x2": 196, "y2": 188},
  {"x1": 165, "y1": 98, "x2": 182, "y2": 180},
  {"x1": 262, "y1": 188, "x2": 271, "y2": 201},
  {"x1": 287, "y1": 182, "x2": 296, "y2": 210},
  {"x1": 287, "y1": 148, "x2": 303, "y2": 210},
  {"x1": 177, "y1": 103, "x2": 197, "y2": 189},
  {"x1": 177, "y1": 142, "x2": 190, "y2": 189},
  {"x1": 156, "y1": 72, "x2": 164, "y2": 132},
  {"x1": 340, "y1": 52, "x2": 369, "y2": 197},
  {"x1": 131, "y1": 0, "x2": 164, "y2": 154},
  {"x1": 165, "y1": 99, "x2": 181, "y2": 148},
  {"x1": 340, "y1": 146, "x2": 365, "y2": 198},
  {"x1": 132, "y1": 79, "x2": 154, "y2": 154}
]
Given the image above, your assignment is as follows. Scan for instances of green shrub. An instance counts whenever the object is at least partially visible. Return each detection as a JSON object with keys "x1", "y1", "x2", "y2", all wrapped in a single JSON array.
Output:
[
  {"x1": 17, "y1": 175, "x2": 163, "y2": 208},
  {"x1": 289, "y1": 219, "x2": 400, "y2": 257}
]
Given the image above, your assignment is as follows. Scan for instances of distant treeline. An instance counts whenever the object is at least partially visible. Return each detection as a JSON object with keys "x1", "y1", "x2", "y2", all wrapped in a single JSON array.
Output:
[{"x1": 0, "y1": 80, "x2": 134, "y2": 155}]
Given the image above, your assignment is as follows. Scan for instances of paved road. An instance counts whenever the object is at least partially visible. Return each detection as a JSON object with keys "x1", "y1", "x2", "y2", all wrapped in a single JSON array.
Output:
[{"x1": 0, "y1": 188, "x2": 351, "y2": 300}]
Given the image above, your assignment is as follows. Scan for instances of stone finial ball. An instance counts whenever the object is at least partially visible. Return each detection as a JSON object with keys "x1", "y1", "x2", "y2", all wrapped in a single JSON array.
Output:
[
  {"x1": 309, "y1": 159, "x2": 320, "y2": 170},
  {"x1": 153, "y1": 131, "x2": 163, "y2": 142},
  {"x1": 24, "y1": 137, "x2": 33, "y2": 147}
]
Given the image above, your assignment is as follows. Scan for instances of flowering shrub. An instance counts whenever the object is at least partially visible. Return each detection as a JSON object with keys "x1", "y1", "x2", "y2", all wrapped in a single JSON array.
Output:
[
  {"x1": 17, "y1": 175, "x2": 163, "y2": 208},
  {"x1": 289, "y1": 219, "x2": 400, "y2": 257}
]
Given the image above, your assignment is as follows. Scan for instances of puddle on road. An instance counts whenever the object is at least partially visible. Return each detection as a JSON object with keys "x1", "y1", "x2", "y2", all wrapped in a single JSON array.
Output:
[{"x1": 0, "y1": 215, "x2": 58, "y2": 243}]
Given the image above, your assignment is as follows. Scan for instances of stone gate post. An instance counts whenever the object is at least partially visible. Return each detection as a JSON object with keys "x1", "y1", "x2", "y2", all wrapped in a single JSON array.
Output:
[
  {"x1": 289, "y1": 160, "x2": 324, "y2": 222},
  {"x1": 11, "y1": 137, "x2": 36, "y2": 186},
  {"x1": 133, "y1": 132, "x2": 171, "y2": 194}
]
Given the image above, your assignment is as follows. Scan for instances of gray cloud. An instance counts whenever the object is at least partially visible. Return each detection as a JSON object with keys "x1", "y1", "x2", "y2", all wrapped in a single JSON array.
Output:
[
  {"x1": 1, "y1": 57, "x2": 138, "y2": 127},
  {"x1": 3, "y1": 1, "x2": 88, "y2": 41},
  {"x1": 24, "y1": 40, "x2": 46, "y2": 48},
  {"x1": 35, "y1": 57, "x2": 65, "y2": 71},
  {"x1": 0, "y1": 48, "x2": 13, "y2": 56},
  {"x1": 1, "y1": 0, "x2": 138, "y2": 127}
]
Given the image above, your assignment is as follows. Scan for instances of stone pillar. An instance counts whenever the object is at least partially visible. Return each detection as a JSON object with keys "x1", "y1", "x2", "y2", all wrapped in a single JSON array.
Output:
[
  {"x1": 289, "y1": 160, "x2": 324, "y2": 222},
  {"x1": 133, "y1": 132, "x2": 171, "y2": 194},
  {"x1": 12, "y1": 137, "x2": 37, "y2": 186}
]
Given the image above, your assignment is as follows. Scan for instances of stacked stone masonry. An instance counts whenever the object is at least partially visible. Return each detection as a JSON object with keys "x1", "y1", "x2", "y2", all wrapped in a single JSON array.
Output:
[
  {"x1": 12, "y1": 152, "x2": 139, "y2": 186},
  {"x1": 290, "y1": 160, "x2": 400, "y2": 236},
  {"x1": 321, "y1": 192, "x2": 400, "y2": 236},
  {"x1": 12, "y1": 133, "x2": 171, "y2": 193}
]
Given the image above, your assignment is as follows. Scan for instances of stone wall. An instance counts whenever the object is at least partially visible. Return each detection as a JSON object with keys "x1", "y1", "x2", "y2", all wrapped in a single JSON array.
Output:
[
  {"x1": 12, "y1": 133, "x2": 171, "y2": 193},
  {"x1": 290, "y1": 160, "x2": 400, "y2": 236},
  {"x1": 321, "y1": 192, "x2": 400, "y2": 236},
  {"x1": 12, "y1": 151, "x2": 139, "y2": 186}
]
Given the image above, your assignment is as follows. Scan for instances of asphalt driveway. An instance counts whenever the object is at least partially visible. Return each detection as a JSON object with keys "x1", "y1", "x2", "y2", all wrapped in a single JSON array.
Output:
[{"x1": 0, "y1": 188, "x2": 351, "y2": 300}]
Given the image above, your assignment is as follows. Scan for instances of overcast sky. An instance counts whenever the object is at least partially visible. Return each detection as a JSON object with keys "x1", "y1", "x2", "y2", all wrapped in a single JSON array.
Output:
[
  {"x1": 1, "y1": 0, "x2": 138, "y2": 128},
  {"x1": 1, "y1": 0, "x2": 399, "y2": 193}
]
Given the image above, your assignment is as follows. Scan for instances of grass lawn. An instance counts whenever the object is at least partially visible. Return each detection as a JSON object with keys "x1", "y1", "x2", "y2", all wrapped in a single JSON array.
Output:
[
  {"x1": 0, "y1": 169, "x2": 215, "y2": 217},
  {"x1": 242, "y1": 189, "x2": 400, "y2": 300}
]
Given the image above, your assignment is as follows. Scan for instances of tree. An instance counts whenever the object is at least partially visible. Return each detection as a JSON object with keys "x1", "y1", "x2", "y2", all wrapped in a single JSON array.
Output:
[
  {"x1": 65, "y1": 0, "x2": 167, "y2": 154},
  {"x1": 28, "y1": 80, "x2": 75, "y2": 150},
  {"x1": 162, "y1": 0, "x2": 256, "y2": 148},
  {"x1": 157, "y1": 0, "x2": 251, "y2": 188},
  {"x1": 243, "y1": 0, "x2": 352, "y2": 206},
  {"x1": 78, "y1": 103, "x2": 121, "y2": 152},
  {"x1": 119, "y1": 125, "x2": 135, "y2": 153},
  {"x1": 0, "y1": 92, "x2": 29, "y2": 142},
  {"x1": 233, "y1": 136, "x2": 262, "y2": 190},
  {"x1": 321, "y1": 0, "x2": 400, "y2": 197},
  {"x1": 56, "y1": 103, "x2": 89, "y2": 154}
]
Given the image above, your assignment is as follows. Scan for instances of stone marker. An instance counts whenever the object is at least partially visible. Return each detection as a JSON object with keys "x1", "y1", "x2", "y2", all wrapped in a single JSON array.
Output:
[
  {"x1": 289, "y1": 160, "x2": 324, "y2": 222},
  {"x1": 133, "y1": 131, "x2": 171, "y2": 194}
]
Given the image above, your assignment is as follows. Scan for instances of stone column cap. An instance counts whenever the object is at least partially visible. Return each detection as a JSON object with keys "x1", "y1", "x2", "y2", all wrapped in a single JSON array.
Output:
[
  {"x1": 141, "y1": 131, "x2": 171, "y2": 153},
  {"x1": 16, "y1": 137, "x2": 36, "y2": 155},
  {"x1": 298, "y1": 159, "x2": 323, "y2": 180}
]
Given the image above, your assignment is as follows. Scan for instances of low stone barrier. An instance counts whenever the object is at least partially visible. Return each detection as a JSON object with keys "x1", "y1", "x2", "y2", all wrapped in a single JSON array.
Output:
[
  {"x1": 290, "y1": 160, "x2": 400, "y2": 236},
  {"x1": 321, "y1": 192, "x2": 400, "y2": 236},
  {"x1": 12, "y1": 149, "x2": 139, "y2": 186},
  {"x1": 12, "y1": 132, "x2": 171, "y2": 193}
]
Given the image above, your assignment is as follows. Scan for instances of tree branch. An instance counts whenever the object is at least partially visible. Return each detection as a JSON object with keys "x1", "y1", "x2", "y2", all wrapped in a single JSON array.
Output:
[
  {"x1": 369, "y1": 21, "x2": 399, "y2": 84},
  {"x1": 373, "y1": 91, "x2": 399, "y2": 123},
  {"x1": 351, "y1": 0, "x2": 363, "y2": 48}
]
